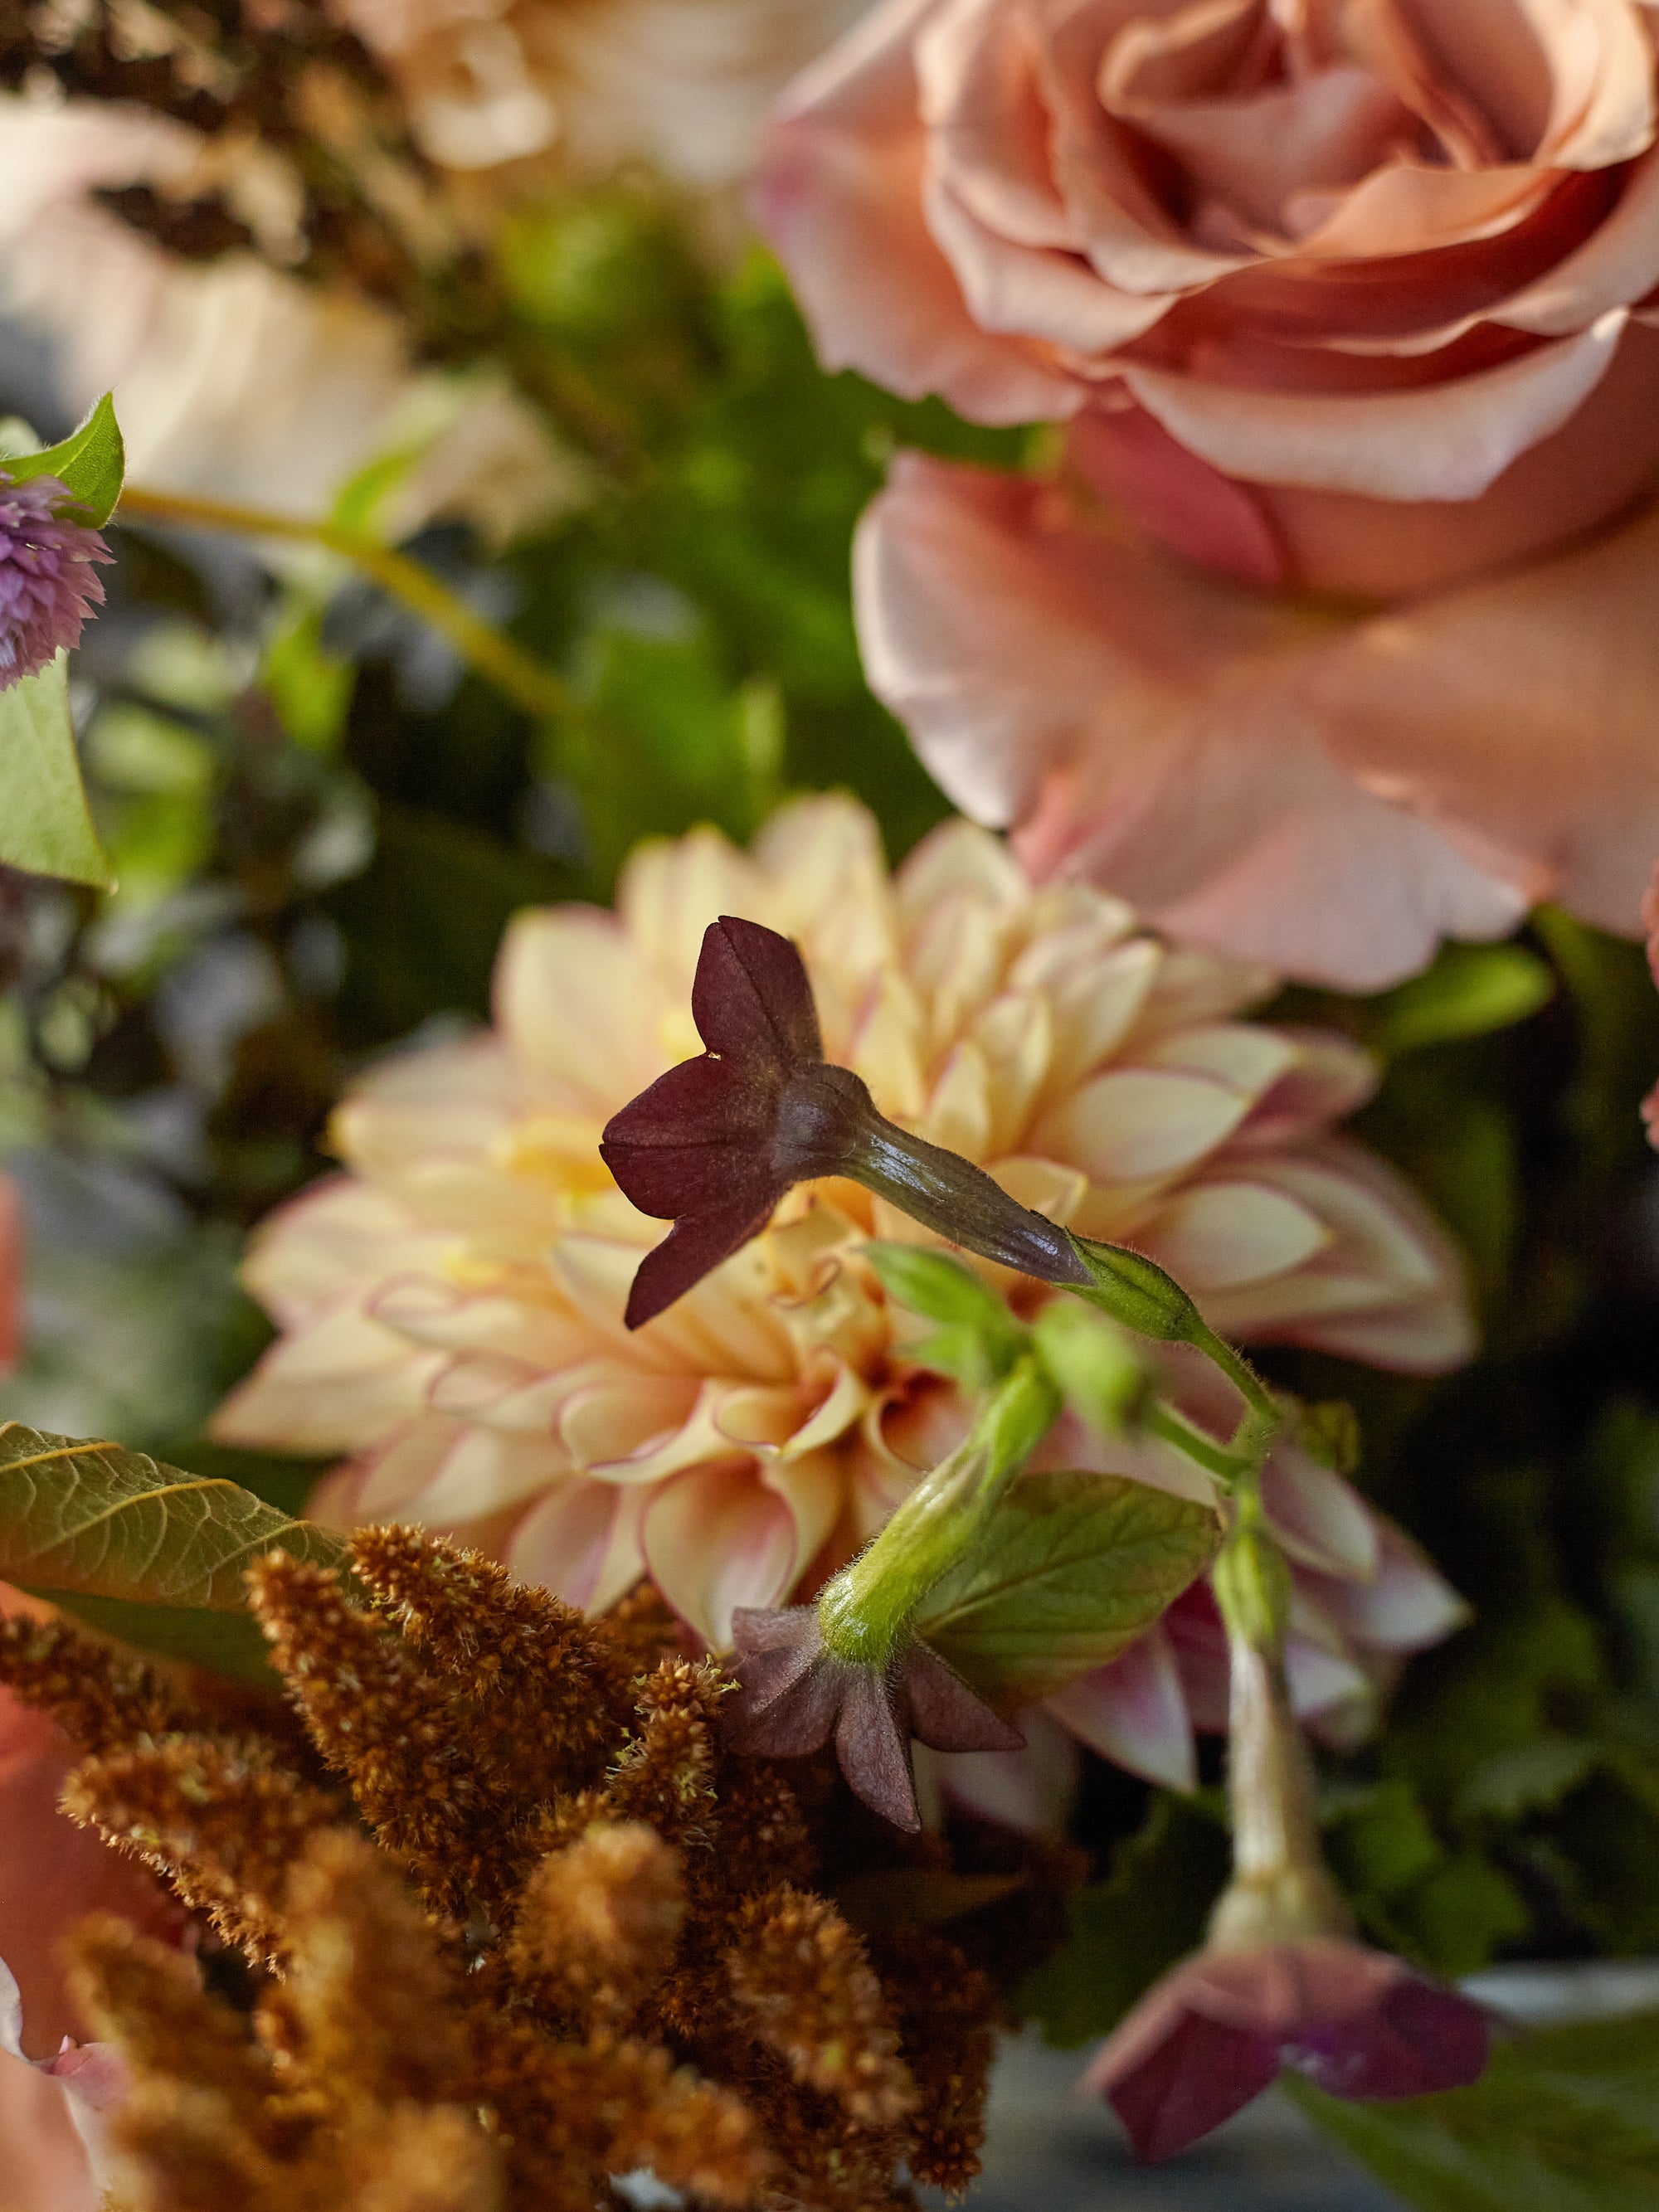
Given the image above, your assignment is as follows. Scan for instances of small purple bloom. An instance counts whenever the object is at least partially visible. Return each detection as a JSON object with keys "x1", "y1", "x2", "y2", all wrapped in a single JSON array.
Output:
[
  {"x1": 1081, "y1": 1937, "x2": 1491, "y2": 2161},
  {"x1": 726, "y1": 1604, "x2": 1023, "y2": 1832},
  {"x1": 0, "y1": 472, "x2": 111, "y2": 688},
  {"x1": 601, "y1": 914, "x2": 1086, "y2": 1329}
]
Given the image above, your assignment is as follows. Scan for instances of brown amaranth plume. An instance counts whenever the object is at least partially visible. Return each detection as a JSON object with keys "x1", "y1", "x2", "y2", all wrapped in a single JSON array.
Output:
[{"x1": 0, "y1": 1529, "x2": 1009, "y2": 2206}]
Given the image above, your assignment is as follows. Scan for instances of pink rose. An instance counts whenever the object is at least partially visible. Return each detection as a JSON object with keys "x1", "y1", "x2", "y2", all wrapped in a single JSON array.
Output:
[
  {"x1": 762, "y1": 0, "x2": 1659, "y2": 596},
  {"x1": 760, "y1": 0, "x2": 1659, "y2": 985}
]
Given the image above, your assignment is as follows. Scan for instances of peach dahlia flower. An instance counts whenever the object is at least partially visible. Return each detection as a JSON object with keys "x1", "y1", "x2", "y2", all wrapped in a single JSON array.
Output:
[
  {"x1": 214, "y1": 798, "x2": 1470, "y2": 1787},
  {"x1": 760, "y1": 0, "x2": 1659, "y2": 987}
]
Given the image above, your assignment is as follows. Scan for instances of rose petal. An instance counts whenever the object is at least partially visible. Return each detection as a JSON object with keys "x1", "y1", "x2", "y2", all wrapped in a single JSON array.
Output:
[
  {"x1": 1117, "y1": 311, "x2": 1628, "y2": 500},
  {"x1": 854, "y1": 453, "x2": 1525, "y2": 989},
  {"x1": 755, "y1": 0, "x2": 1079, "y2": 421}
]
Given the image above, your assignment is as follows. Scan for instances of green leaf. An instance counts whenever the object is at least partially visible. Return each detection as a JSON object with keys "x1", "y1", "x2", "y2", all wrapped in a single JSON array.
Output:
[
  {"x1": 0, "y1": 1421, "x2": 347, "y2": 1609},
  {"x1": 6, "y1": 393, "x2": 125, "y2": 526},
  {"x1": 1031, "y1": 1300, "x2": 1151, "y2": 1439},
  {"x1": 0, "y1": 654, "x2": 114, "y2": 885},
  {"x1": 33, "y1": 1592, "x2": 282, "y2": 1688},
  {"x1": 1367, "y1": 942, "x2": 1555, "y2": 1057},
  {"x1": 914, "y1": 1468, "x2": 1219, "y2": 1707},
  {"x1": 1020, "y1": 1794, "x2": 1231, "y2": 2045},
  {"x1": 1456, "y1": 1737, "x2": 1602, "y2": 1822},
  {"x1": 1287, "y1": 2011, "x2": 1659, "y2": 2212},
  {"x1": 864, "y1": 1242, "x2": 1025, "y2": 1384}
]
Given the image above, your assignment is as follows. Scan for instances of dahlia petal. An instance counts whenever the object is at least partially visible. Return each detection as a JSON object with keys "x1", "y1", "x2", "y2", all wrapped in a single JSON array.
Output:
[
  {"x1": 396, "y1": 1425, "x2": 568, "y2": 1524},
  {"x1": 209, "y1": 1303, "x2": 440, "y2": 1452},
  {"x1": 1043, "y1": 1626, "x2": 1197, "y2": 1791},
  {"x1": 1139, "y1": 1182, "x2": 1331, "y2": 1293},
  {"x1": 1260, "y1": 1450, "x2": 1380, "y2": 1582},
  {"x1": 922, "y1": 1709, "x2": 1082, "y2": 1834},
  {"x1": 1036, "y1": 1067, "x2": 1253, "y2": 1183},
  {"x1": 1301, "y1": 1523, "x2": 1472, "y2": 1652},
  {"x1": 495, "y1": 910, "x2": 662, "y2": 1106},
  {"x1": 507, "y1": 1478, "x2": 647, "y2": 1616},
  {"x1": 644, "y1": 1454, "x2": 838, "y2": 1646}
]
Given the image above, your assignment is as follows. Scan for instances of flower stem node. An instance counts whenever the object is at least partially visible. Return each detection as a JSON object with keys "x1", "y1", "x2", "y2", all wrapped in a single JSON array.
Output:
[{"x1": 726, "y1": 1607, "x2": 1022, "y2": 1833}]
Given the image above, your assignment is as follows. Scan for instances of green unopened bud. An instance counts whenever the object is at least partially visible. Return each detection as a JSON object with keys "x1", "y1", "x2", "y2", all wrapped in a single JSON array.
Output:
[
  {"x1": 817, "y1": 1355, "x2": 1060, "y2": 1669},
  {"x1": 1031, "y1": 1300, "x2": 1151, "y2": 1439},
  {"x1": 1212, "y1": 1520, "x2": 1292, "y2": 1656},
  {"x1": 864, "y1": 1242, "x2": 1026, "y2": 1385},
  {"x1": 1068, "y1": 1234, "x2": 1208, "y2": 1343}
]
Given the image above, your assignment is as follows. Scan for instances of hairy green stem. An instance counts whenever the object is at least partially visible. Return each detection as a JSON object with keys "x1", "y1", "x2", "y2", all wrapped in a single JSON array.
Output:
[{"x1": 817, "y1": 1355, "x2": 1059, "y2": 1670}]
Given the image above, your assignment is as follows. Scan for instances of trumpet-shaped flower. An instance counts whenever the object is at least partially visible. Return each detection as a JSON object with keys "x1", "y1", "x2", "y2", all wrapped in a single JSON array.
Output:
[
  {"x1": 214, "y1": 798, "x2": 1472, "y2": 1780},
  {"x1": 1082, "y1": 1932, "x2": 1490, "y2": 2161}
]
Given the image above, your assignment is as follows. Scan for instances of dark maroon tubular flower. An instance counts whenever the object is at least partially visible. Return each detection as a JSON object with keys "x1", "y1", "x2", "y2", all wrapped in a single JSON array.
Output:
[
  {"x1": 601, "y1": 914, "x2": 1086, "y2": 1329},
  {"x1": 725, "y1": 1606, "x2": 1022, "y2": 1832},
  {"x1": 1081, "y1": 1938, "x2": 1491, "y2": 2162},
  {"x1": 0, "y1": 473, "x2": 110, "y2": 686}
]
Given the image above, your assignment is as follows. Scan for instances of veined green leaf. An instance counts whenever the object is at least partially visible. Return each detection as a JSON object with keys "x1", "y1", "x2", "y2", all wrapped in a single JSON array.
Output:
[
  {"x1": 914, "y1": 1468, "x2": 1219, "y2": 1707},
  {"x1": 7, "y1": 392, "x2": 125, "y2": 526},
  {"x1": 0, "y1": 1422, "x2": 347, "y2": 1609},
  {"x1": 1288, "y1": 2011, "x2": 1659, "y2": 2212},
  {"x1": 0, "y1": 655, "x2": 113, "y2": 886}
]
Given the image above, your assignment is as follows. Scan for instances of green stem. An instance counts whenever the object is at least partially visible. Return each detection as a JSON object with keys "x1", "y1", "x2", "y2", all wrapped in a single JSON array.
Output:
[
  {"x1": 116, "y1": 484, "x2": 579, "y2": 726},
  {"x1": 817, "y1": 1355, "x2": 1059, "y2": 1670},
  {"x1": 1144, "y1": 1400, "x2": 1257, "y2": 1485}
]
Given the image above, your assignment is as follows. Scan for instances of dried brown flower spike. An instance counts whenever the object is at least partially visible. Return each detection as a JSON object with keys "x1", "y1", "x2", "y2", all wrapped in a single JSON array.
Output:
[{"x1": 0, "y1": 1532, "x2": 1014, "y2": 2208}]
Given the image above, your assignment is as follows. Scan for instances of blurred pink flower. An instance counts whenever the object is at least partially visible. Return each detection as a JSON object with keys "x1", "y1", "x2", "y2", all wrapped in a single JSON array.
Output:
[
  {"x1": 757, "y1": 0, "x2": 1659, "y2": 986},
  {"x1": 1082, "y1": 1937, "x2": 1490, "y2": 2161},
  {"x1": 213, "y1": 797, "x2": 1471, "y2": 1781}
]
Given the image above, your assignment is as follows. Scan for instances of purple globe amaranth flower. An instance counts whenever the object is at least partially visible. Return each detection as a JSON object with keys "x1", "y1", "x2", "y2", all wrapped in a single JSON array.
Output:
[
  {"x1": 600, "y1": 913, "x2": 1087, "y2": 1329},
  {"x1": 0, "y1": 472, "x2": 111, "y2": 688},
  {"x1": 726, "y1": 1604, "x2": 1022, "y2": 1832},
  {"x1": 1082, "y1": 1937, "x2": 1491, "y2": 2162}
]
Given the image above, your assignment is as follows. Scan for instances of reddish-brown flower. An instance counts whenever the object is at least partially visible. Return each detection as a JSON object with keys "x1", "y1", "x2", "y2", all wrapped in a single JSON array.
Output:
[
  {"x1": 601, "y1": 912, "x2": 1086, "y2": 1326},
  {"x1": 727, "y1": 1605, "x2": 1021, "y2": 1831},
  {"x1": 1082, "y1": 1937, "x2": 1491, "y2": 2162}
]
